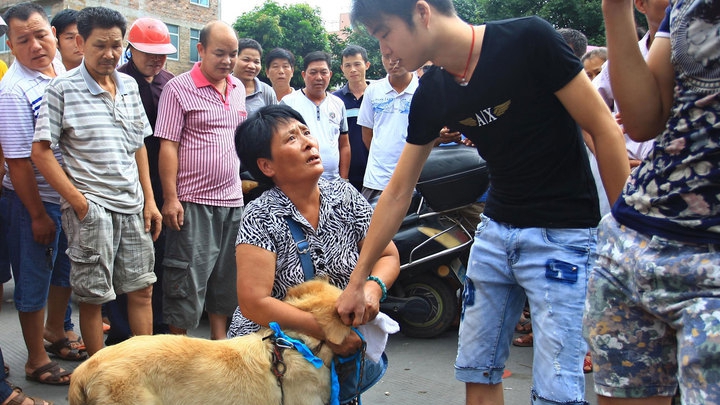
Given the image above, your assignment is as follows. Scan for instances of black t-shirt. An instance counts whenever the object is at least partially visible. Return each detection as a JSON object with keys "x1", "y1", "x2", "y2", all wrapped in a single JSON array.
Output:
[{"x1": 408, "y1": 16, "x2": 599, "y2": 228}]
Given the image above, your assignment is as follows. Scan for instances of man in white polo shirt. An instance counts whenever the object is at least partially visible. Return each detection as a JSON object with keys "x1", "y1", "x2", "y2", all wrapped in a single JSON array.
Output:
[
  {"x1": 281, "y1": 51, "x2": 349, "y2": 182},
  {"x1": 357, "y1": 54, "x2": 419, "y2": 201}
]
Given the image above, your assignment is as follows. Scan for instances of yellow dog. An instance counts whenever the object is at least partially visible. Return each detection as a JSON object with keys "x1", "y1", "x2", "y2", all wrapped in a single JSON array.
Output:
[{"x1": 68, "y1": 279, "x2": 352, "y2": 405}]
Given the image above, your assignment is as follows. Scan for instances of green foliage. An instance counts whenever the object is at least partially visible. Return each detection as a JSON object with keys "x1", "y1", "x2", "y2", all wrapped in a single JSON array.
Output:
[
  {"x1": 233, "y1": 0, "x2": 646, "y2": 87},
  {"x1": 477, "y1": 0, "x2": 607, "y2": 46},
  {"x1": 454, "y1": 0, "x2": 483, "y2": 25},
  {"x1": 233, "y1": 1, "x2": 330, "y2": 88},
  {"x1": 342, "y1": 25, "x2": 385, "y2": 81}
]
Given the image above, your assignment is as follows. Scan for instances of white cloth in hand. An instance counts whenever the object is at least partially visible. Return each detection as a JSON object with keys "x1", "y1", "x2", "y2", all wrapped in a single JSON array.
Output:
[{"x1": 357, "y1": 312, "x2": 400, "y2": 362}]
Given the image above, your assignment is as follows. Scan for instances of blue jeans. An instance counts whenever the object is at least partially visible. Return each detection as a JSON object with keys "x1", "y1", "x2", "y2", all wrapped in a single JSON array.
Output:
[
  {"x1": 0, "y1": 195, "x2": 10, "y2": 284},
  {"x1": 0, "y1": 348, "x2": 11, "y2": 402},
  {"x1": 456, "y1": 215, "x2": 596, "y2": 405},
  {"x1": 3, "y1": 189, "x2": 70, "y2": 312}
]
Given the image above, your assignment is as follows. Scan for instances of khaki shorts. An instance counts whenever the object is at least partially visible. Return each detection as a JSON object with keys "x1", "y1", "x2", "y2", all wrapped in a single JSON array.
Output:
[
  {"x1": 162, "y1": 202, "x2": 243, "y2": 330},
  {"x1": 62, "y1": 199, "x2": 156, "y2": 305}
]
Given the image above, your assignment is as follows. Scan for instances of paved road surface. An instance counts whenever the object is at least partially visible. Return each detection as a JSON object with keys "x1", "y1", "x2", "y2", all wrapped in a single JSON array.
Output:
[{"x1": 1, "y1": 282, "x2": 598, "y2": 405}]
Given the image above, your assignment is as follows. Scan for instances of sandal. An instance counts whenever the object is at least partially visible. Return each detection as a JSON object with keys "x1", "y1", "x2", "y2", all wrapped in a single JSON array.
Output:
[
  {"x1": 65, "y1": 331, "x2": 86, "y2": 352},
  {"x1": 25, "y1": 361, "x2": 71, "y2": 386},
  {"x1": 514, "y1": 316, "x2": 532, "y2": 334},
  {"x1": 6, "y1": 388, "x2": 53, "y2": 405},
  {"x1": 583, "y1": 352, "x2": 593, "y2": 374},
  {"x1": 67, "y1": 338, "x2": 85, "y2": 352},
  {"x1": 44, "y1": 338, "x2": 88, "y2": 361},
  {"x1": 512, "y1": 332, "x2": 533, "y2": 347}
]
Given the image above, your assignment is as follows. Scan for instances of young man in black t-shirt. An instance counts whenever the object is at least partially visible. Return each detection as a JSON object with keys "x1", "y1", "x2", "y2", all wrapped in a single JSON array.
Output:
[{"x1": 336, "y1": 1, "x2": 630, "y2": 405}]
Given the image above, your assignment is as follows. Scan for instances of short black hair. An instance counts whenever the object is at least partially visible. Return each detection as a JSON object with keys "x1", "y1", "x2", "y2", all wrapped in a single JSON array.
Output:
[
  {"x1": 235, "y1": 104, "x2": 308, "y2": 185},
  {"x1": 581, "y1": 47, "x2": 607, "y2": 63},
  {"x1": 238, "y1": 38, "x2": 262, "y2": 55},
  {"x1": 341, "y1": 44, "x2": 368, "y2": 62},
  {"x1": 351, "y1": 0, "x2": 455, "y2": 30},
  {"x1": 302, "y1": 50, "x2": 332, "y2": 71},
  {"x1": 76, "y1": 6, "x2": 126, "y2": 40},
  {"x1": 51, "y1": 8, "x2": 79, "y2": 37},
  {"x1": 264, "y1": 48, "x2": 296, "y2": 70},
  {"x1": 557, "y1": 28, "x2": 587, "y2": 59},
  {"x1": 3, "y1": 2, "x2": 48, "y2": 36}
]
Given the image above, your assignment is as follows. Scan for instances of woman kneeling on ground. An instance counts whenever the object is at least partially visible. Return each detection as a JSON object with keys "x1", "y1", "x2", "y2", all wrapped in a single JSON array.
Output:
[{"x1": 227, "y1": 104, "x2": 399, "y2": 362}]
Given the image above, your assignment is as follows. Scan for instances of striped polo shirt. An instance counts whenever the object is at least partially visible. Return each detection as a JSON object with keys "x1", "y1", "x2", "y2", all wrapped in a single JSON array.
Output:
[
  {"x1": 34, "y1": 63, "x2": 152, "y2": 214},
  {"x1": 0, "y1": 58, "x2": 65, "y2": 204},
  {"x1": 155, "y1": 62, "x2": 245, "y2": 207}
]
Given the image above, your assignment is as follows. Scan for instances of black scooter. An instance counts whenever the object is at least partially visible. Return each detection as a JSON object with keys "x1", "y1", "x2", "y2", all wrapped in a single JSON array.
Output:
[{"x1": 378, "y1": 144, "x2": 489, "y2": 338}]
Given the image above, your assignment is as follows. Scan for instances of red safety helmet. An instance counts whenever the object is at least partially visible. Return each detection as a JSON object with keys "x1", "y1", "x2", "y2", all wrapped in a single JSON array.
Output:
[{"x1": 127, "y1": 17, "x2": 177, "y2": 55}]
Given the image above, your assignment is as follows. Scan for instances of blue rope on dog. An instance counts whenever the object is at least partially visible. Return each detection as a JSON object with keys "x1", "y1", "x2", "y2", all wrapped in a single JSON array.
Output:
[
  {"x1": 329, "y1": 327, "x2": 365, "y2": 405},
  {"x1": 330, "y1": 360, "x2": 341, "y2": 405},
  {"x1": 268, "y1": 322, "x2": 324, "y2": 369}
]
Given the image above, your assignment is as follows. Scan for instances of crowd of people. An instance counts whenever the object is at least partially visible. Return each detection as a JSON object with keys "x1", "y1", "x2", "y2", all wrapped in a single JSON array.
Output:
[{"x1": 0, "y1": 0, "x2": 717, "y2": 404}]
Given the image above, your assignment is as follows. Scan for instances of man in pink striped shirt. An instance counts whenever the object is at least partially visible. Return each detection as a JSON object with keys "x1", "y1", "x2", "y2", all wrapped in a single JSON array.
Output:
[{"x1": 155, "y1": 21, "x2": 246, "y2": 340}]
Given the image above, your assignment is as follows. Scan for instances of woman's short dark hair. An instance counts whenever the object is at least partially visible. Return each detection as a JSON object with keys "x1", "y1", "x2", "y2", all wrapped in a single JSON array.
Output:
[{"x1": 235, "y1": 105, "x2": 307, "y2": 185}]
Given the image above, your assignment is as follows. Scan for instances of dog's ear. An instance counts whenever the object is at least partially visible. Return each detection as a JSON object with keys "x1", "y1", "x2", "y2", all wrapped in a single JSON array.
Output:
[
  {"x1": 320, "y1": 316, "x2": 352, "y2": 345},
  {"x1": 284, "y1": 280, "x2": 351, "y2": 345}
]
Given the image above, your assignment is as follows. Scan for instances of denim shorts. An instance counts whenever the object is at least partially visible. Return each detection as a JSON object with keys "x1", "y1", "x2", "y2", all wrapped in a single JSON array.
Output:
[
  {"x1": 61, "y1": 199, "x2": 156, "y2": 305},
  {"x1": 584, "y1": 215, "x2": 720, "y2": 403},
  {"x1": 456, "y1": 214, "x2": 596, "y2": 405},
  {"x1": 2, "y1": 189, "x2": 71, "y2": 312},
  {"x1": 0, "y1": 194, "x2": 10, "y2": 284}
]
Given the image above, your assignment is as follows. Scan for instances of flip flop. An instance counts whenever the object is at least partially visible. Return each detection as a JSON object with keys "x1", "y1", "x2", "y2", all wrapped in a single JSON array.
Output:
[
  {"x1": 583, "y1": 352, "x2": 593, "y2": 374},
  {"x1": 67, "y1": 336, "x2": 86, "y2": 352},
  {"x1": 44, "y1": 338, "x2": 88, "y2": 361},
  {"x1": 25, "y1": 361, "x2": 71, "y2": 386},
  {"x1": 65, "y1": 330, "x2": 86, "y2": 351},
  {"x1": 514, "y1": 316, "x2": 532, "y2": 334},
  {"x1": 512, "y1": 333, "x2": 533, "y2": 347}
]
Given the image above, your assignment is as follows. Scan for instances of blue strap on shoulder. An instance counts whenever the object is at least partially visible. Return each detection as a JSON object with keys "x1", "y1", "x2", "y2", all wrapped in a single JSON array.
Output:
[
  {"x1": 285, "y1": 216, "x2": 315, "y2": 281},
  {"x1": 268, "y1": 322, "x2": 323, "y2": 369}
]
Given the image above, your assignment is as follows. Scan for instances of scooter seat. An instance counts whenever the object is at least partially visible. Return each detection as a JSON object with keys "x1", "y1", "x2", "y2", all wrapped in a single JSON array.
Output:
[{"x1": 417, "y1": 145, "x2": 489, "y2": 212}]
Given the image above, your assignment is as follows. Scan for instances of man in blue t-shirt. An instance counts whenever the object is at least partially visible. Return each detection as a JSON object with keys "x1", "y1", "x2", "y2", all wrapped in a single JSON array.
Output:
[{"x1": 337, "y1": 1, "x2": 630, "y2": 405}]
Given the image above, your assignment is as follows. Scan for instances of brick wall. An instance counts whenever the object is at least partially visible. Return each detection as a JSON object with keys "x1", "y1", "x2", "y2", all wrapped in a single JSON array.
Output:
[{"x1": 0, "y1": 0, "x2": 220, "y2": 75}]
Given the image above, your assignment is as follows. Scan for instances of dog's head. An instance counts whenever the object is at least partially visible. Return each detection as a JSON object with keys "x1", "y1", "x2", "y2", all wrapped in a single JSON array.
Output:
[{"x1": 283, "y1": 279, "x2": 352, "y2": 345}]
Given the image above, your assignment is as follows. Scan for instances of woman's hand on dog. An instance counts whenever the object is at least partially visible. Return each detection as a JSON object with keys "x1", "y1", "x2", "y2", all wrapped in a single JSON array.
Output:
[{"x1": 326, "y1": 329, "x2": 363, "y2": 357}]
